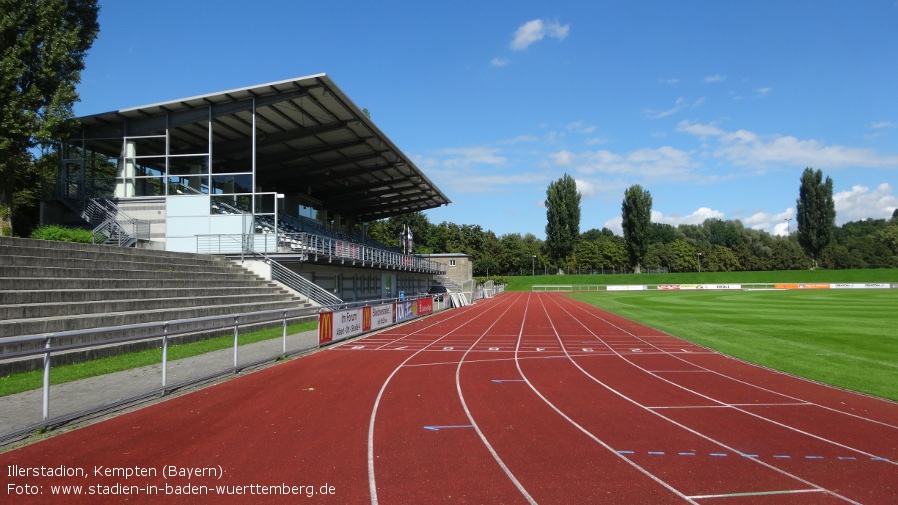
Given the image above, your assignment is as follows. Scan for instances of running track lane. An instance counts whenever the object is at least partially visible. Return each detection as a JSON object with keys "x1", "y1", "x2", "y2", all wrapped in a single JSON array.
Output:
[{"x1": 1, "y1": 292, "x2": 896, "y2": 504}]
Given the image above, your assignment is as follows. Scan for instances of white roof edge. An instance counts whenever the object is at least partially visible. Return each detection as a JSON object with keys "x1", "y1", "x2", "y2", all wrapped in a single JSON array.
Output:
[{"x1": 115, "y1": 73, "x2": 330, "y2": 114}]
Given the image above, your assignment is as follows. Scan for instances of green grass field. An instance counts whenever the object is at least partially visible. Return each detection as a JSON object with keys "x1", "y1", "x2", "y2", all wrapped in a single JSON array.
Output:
[{"x1": 567, "y1": 288, "x2": 898, "y2": 401}]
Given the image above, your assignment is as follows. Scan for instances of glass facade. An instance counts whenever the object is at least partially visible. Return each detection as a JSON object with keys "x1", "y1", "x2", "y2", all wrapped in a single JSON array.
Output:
[{"x1": 60, "y1": 109, "x2": 258, "y2": 217}]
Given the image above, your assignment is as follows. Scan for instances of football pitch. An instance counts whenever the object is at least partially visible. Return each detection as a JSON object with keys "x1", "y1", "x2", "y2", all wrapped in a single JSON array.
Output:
[{"x1": 571, "y1": 288, "x2": 898, "y2": 401}]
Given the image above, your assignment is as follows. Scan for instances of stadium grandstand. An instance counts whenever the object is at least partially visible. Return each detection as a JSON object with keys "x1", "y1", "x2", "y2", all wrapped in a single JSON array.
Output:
[{"x1": 43, "y1": 74, "x2": 454, "y2": 304}]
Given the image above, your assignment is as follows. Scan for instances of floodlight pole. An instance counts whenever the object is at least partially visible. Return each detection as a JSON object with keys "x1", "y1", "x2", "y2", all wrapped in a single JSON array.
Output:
[
  {"x1": 697, "y1": 252, "x2": 702, "y2": 273},
  {"x1": 532, "y1": 255, "x2": 536, "y2": 276}
]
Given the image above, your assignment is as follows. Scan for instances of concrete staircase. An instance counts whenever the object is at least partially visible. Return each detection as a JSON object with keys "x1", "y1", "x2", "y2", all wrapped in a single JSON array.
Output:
[{"x1": 0, "y1": 237, "x2": 312, "y2": 372}]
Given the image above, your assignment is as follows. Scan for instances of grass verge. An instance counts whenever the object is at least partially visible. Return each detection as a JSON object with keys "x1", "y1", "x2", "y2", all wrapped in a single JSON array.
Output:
[
  {"x1": 570, "y1": 289, "x2": 898, "y2": 401},
  {"x1": 0, "y1": 321, "x2": 317, "y2": 397}
]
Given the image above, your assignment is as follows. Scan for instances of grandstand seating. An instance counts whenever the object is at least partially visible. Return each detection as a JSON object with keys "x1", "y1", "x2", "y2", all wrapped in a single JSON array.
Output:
[{"x1": 0, "y1": 236, "x2": 313, "y2": 373}]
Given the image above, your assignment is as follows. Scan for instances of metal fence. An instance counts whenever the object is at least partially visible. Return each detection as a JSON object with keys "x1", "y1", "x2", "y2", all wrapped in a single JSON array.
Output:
[{"x1": 0, "y1": 295, "x2": 449, "y2": 445}]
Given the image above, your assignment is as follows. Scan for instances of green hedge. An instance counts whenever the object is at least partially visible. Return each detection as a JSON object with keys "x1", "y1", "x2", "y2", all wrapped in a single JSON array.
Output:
[{"x1": 30, "y1": 225, "x2": 95, "y2": 243}]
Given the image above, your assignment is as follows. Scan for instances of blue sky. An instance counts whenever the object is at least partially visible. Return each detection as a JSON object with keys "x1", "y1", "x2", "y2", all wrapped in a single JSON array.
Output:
[{"x1": 75, "y1": 1, "x2": 898, "y2": 238}]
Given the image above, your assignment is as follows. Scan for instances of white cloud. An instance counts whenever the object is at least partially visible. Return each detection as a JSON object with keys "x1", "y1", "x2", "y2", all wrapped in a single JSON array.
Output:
[
  {"x1": 603, "y1": 207, "x2": 724, "y2": 236},
  {"x1": 675, "y1": 120, "x2": 724, "y2": 139},
  {"x1": 755, "y1": 87, "x2": 772, "y2": 96},
  {"x1": 872, "y1": 121, "x2": 896, "y2": 129},
  {"x1": 575, "y1": 178, "x2": 596, "y2": 198},
  {"x1": 834, "y1": 183, "x2": 898, "y2": 223},
  {"x1": 565, "y1": 145, "x2": 696, "y2": 181},
  {"x1": 652, "y1": 207, "x2": 725, "y2": 227},
  {"x1": 491, "y1": 57, "x2": 510, "y2": 67},
  {"x1": 603, "y1": 216, "x2": 623, "y2": 235},
  {"x1": 659, "y1": 78, "x2": 679, "y2": 85},
  {"x1": 739, "y1": 208, "x2": 795, "y2": 236},
  {"x1": 511, "y1": 19, "x2": 570, "y2": 51},
  {"x1": 552, "y1": 149, "x2": 575, "y2": 167},
  {"x1": 676, "y1": 121, "x2": 898, "y2": 169},
  {"x1": 646, "y1": 97, "x2": 704, "y2": 119},
  {"x1": 565, "y1": 120, "x2": 595, "y2": 134},
  {"x1": 501, "y1": 134, "x2": 539, "y2": 144},
  {"x1": 433, "y1": 146, "x2": 506, "y2": 167},
  {"x1": 415, "y1": 146, "x2": 546, "y2": 195},
  {"x1": 704, "y1": 74, "x2": 726, "y2": 83}
]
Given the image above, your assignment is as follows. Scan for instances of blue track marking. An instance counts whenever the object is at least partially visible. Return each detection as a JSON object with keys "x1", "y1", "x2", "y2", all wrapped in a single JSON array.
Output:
[
  {"x1": 423, "y1": 425, "x2": 475, "y2": 431},
  {"x1": 610, "y1": 450, "x2": 891, "y2": 463}
]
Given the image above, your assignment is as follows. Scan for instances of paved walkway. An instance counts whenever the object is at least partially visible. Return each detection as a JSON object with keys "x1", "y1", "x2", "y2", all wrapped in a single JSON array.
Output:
[{"x1": 0, "y1": 330, "x2": 320, "y2": 441}]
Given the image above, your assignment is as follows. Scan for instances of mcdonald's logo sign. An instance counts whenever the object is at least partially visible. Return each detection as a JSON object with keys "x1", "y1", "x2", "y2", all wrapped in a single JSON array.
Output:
[
  {"x1": 319, "y1": 312, "x2": 334, "y2": 344},
  {"x1": 362, "y1": 306, "x2": 372, "y2": 332}
]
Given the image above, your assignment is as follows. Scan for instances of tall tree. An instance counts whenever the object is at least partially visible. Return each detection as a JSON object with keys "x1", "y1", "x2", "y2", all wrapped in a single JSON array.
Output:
[
  {"x1": 621, "y1": 184, "x2": 653, "y2": 273},
  {"x1": 796, "y1": 167, "x2": 836, "y2": 267},
  {"x1": 1, "y1": 0, "x2": 100, "y2": 236},
  {"x1": 544, "y1": 173, "x2": 581, "y2": 271}
]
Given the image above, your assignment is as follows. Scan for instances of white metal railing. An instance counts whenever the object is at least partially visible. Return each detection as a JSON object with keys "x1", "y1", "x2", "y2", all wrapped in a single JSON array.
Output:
[
  {"x1": 64, "y1": 196, "x2": 149, "y2": 247},
  {"x1": 0, "y1": 293, "x2": 449, "y2": 442},
  {"x1": 195, "y1": 234, "x2": 341, "y2": 306},
  {"x1": 199, "y1": 231, "x2": 446, "y2": 274},
  {"x1": 266, "y1": 255, "x2": 343, "y2": 307},
  {"x1": 0, "y1": 306, "x2": 319, "y2": 438}
]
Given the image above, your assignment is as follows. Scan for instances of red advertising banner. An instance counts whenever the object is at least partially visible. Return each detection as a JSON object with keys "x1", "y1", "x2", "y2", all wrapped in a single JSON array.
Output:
[
  {"x1": 318, "y1": 312, "x2": 334, "y2": 344},
  {"x1": 418, "y1": 297, "x2": 434, "y2": 315},
  {"x1": 362, "y1": 306, "x2": 372, "y2": 332}
]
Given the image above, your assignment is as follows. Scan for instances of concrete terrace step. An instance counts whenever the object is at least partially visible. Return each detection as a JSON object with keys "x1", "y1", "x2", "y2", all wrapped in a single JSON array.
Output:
[
  {"x1": 0, "y1": 265, "x2": 260, "y2": 281},
  {"x1": 0, "y1": 237, "x2": 211, "y2": 262},
  {"x1": 0, "y1": 244, "x2": 234, "y2": 268},
  {"x1": 0, "y1": 298, "x2": 308, "y2": 340},
  {"x1": 0, "y1": 277, "x2": 279, "y2": 291},
  {"x1": 0, "y1": 292, "x2": 299, "y2": 320},
  {"x1": 0, "y1": 286, "x2": 289, "y2": 305},
  {"x1": 0, "y1": 254, "x2": 250, "y2": 274},
  {"x1": 0, "y1": 237, "x2": 315, "y2": 366}
]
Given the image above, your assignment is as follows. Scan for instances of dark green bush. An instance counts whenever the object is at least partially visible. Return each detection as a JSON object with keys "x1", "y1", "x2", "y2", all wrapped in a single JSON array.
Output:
[{"x1": 30, "y1": 225, "x2": 94, "y2": 243}]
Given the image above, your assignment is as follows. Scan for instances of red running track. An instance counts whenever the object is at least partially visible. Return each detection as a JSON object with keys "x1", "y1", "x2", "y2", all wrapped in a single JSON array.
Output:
[{"x1": 1, "y1": 292, "x2": 896, "y2": 504}]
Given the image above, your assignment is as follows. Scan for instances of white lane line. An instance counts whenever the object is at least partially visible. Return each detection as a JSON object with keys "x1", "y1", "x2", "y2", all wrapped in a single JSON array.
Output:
[
  {"x1": 563, "y1": 294, "x2": 898, "y2": 431},
  {"x1": 554, "y1": 294, "x2": 898, "y2": 460},
  {"x1": 538, "y1": 294, "x2": 863, "y2": 504},
  {"x1": 454, "y1": 293, "x2": 538, "y2": 505},
  {"x1": 367, "y1": 294, "x2": 517, "y2": 505},
  {"x1": 517, "y1": 296, "x2": 701, "y2": 503},
  {"x1": 688, "y1": 488, "x2": 825, "y2": 499}
]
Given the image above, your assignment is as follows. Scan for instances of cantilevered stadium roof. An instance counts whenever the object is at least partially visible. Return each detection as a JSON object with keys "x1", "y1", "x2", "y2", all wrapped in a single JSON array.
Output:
[{"x1": 74, "y1": 74, "x2": 450, "y2": 221}]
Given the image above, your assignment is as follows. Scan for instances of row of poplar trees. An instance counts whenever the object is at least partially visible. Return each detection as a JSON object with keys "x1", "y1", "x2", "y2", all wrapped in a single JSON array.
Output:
[{"x1": 544, "y1": 168, "x2": 837, "y2": 273}]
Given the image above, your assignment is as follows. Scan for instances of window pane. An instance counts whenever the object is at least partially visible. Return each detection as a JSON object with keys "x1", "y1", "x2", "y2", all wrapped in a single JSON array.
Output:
[
  {"x1": 170, "y1": 120, "x2": 209, "y2": 155},
  {"x1": 125, "y1": 136, "x2": 166, "y2": 157},
  {"x1": 168, "y1": 155, "x2": 209, "y2": 176},
  {"x1": 212, "y1": 195, "x2": 251, "y2": 213},
  {"x1": 167, "y1": 176, "x2": 209, "y2": 195},
  {"x1": 134, "y1": 177, "x2": 165, "y2": 196},
  {"x1": 211, "y1": 173, "x2": 253, "y2": 195}
]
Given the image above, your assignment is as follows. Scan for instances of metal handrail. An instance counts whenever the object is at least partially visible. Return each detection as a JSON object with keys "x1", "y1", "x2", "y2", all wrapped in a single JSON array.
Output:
[
  {"x1": 195, "y1": 233, "x2": 343, "y2": 306},
  {"x1": 0, "y1": 292, "x2": 446, "y2": 442},
  {"x1": 266, "y1": 256, "x2": 343, "y2": 307},
  {"x1": 56, "y1": 187, "x2": 149, "y2": 247}
]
